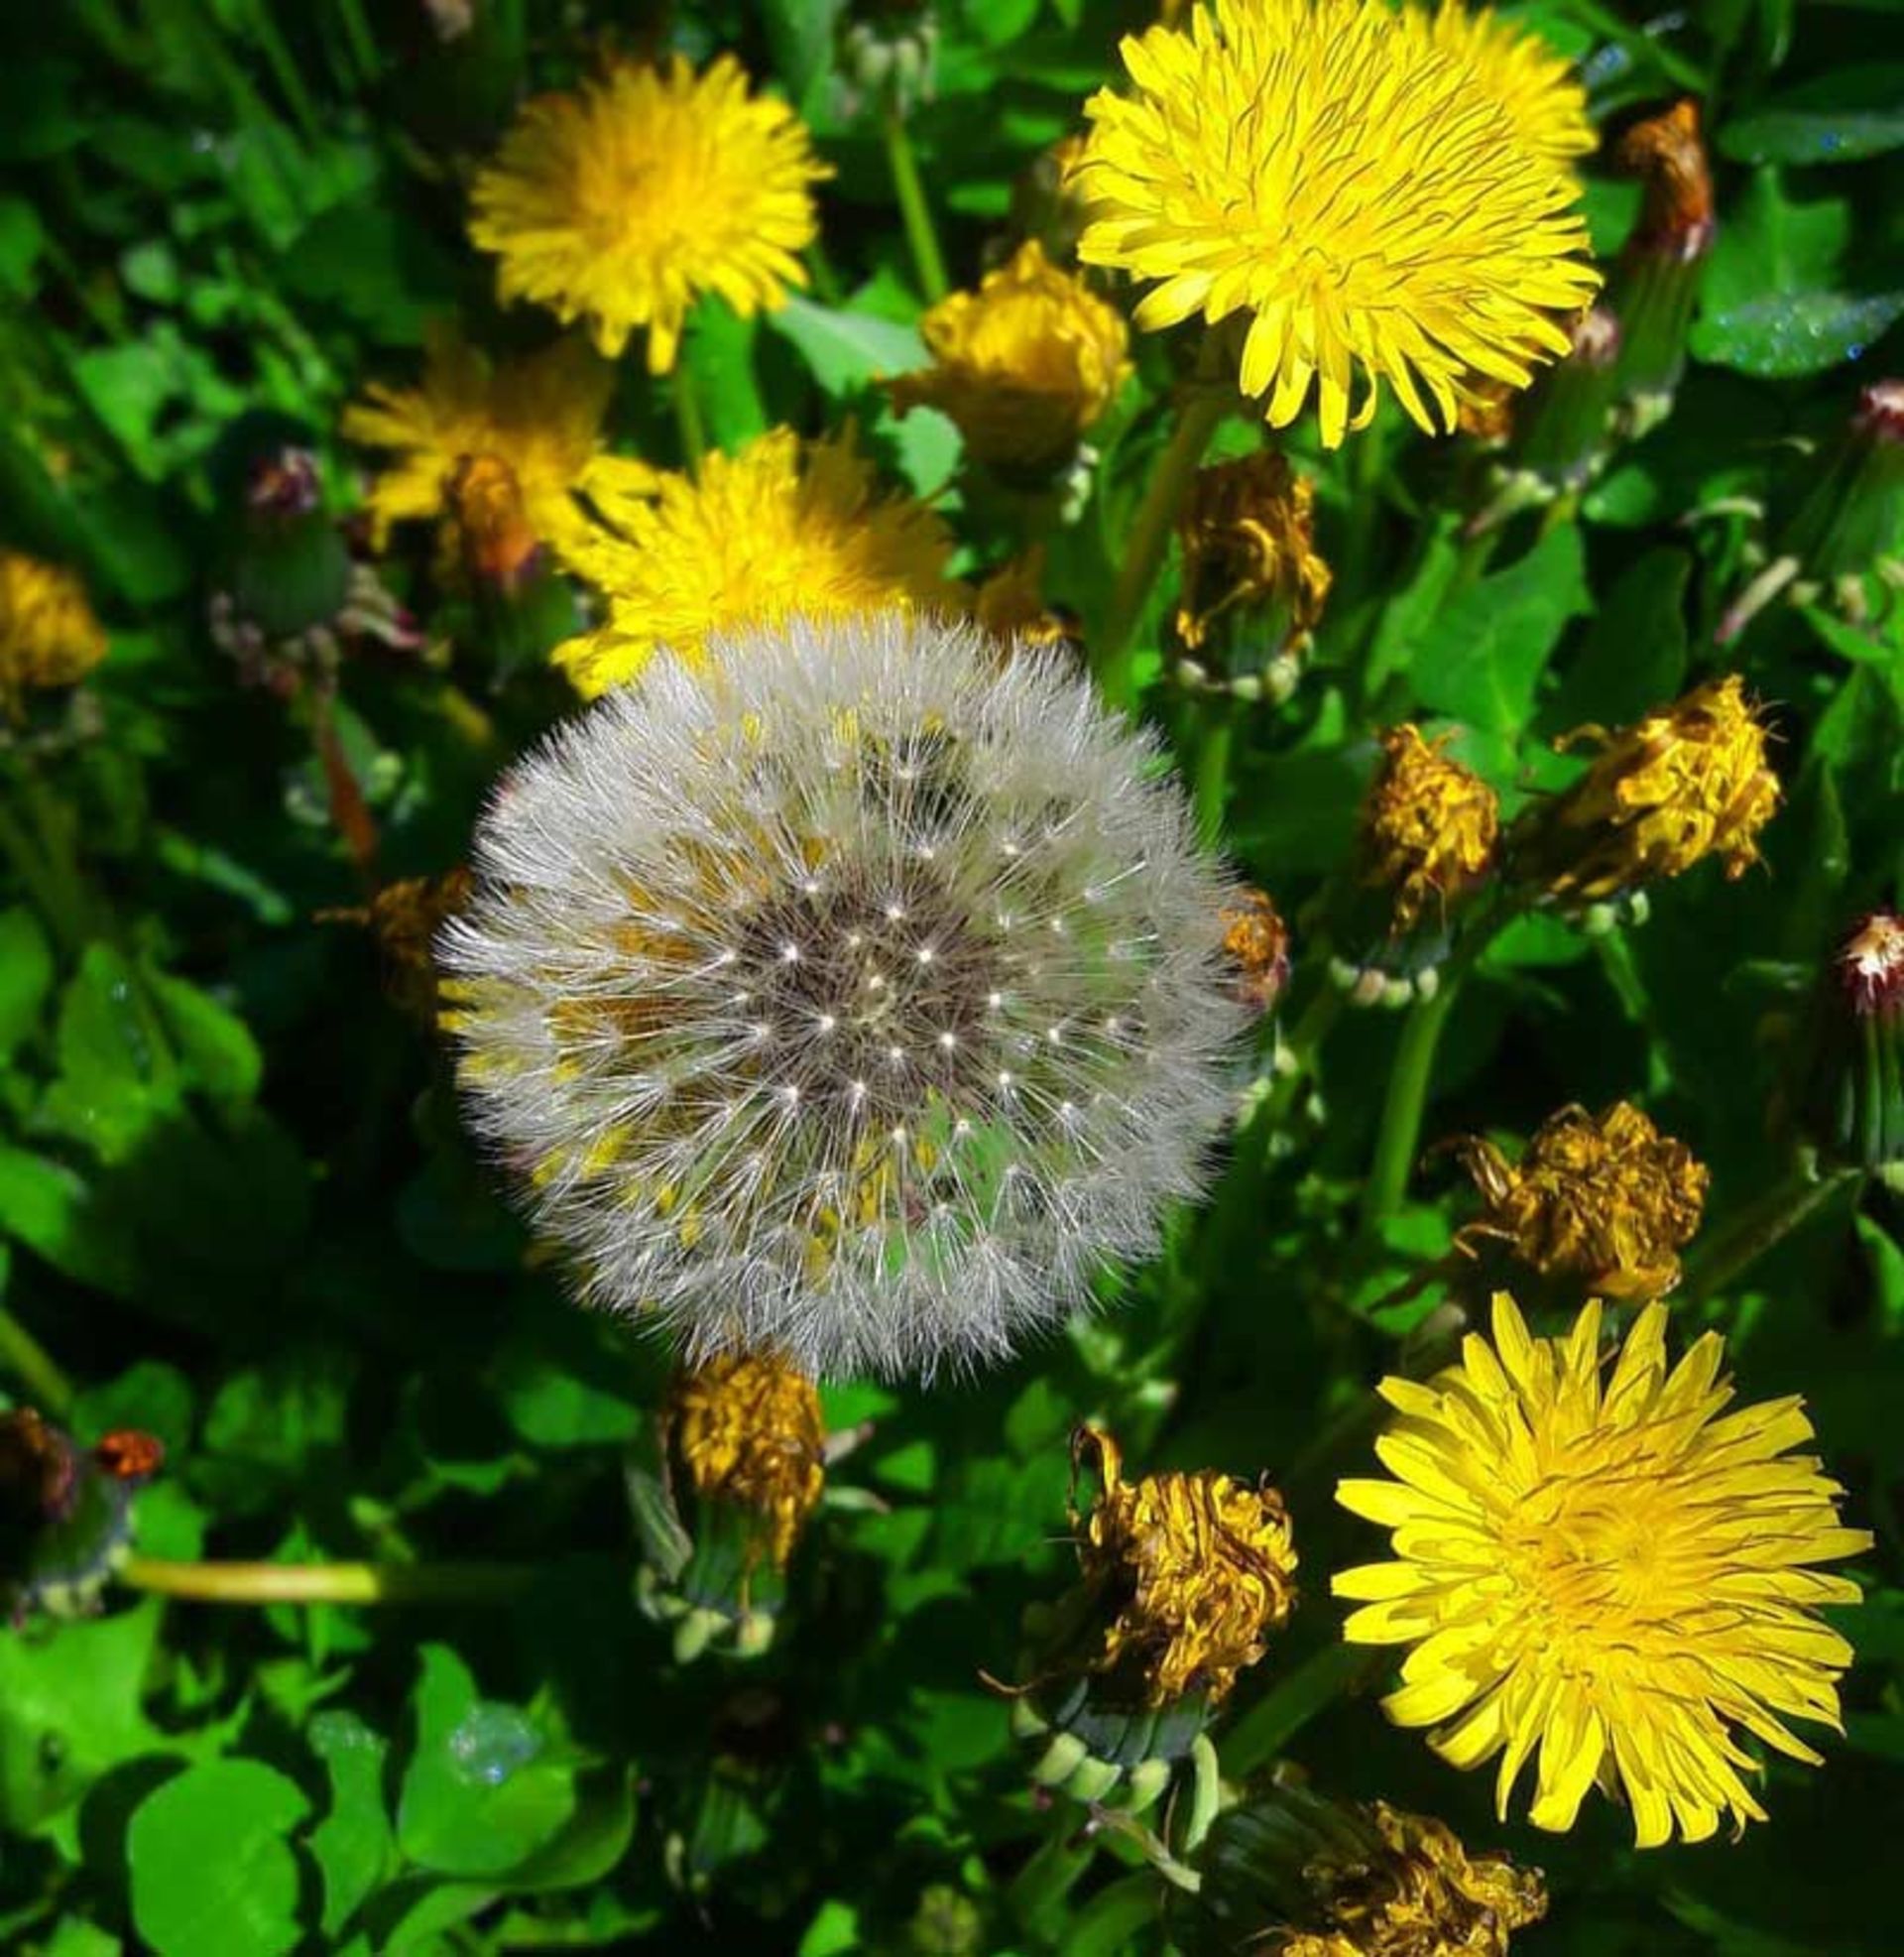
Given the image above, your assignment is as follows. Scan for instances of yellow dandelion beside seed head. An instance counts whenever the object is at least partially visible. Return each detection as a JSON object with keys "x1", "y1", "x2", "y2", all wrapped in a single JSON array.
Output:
[
  {"x1": 341, "y1": 324, "x2": 611, "y2": 554},
  {"x1": 1074, "y1": 1425, "x2": 1297, "y2": 1707},
  {"x1": 468, "y1": 56, "x2": 831, "y2": 374},
  {"x1": 1071, "y1": 0, "x2": 1602, "y2": 446},
  {"x1": 1456, "y1": 1100, "x2": 1709, "y2": 1300},
  {"x1": 1361, "y1": 726, "x2": 1500, "y2": 934},
  {"x1": 0, "y1": 550, "x2": 108, "y2": 723},
  {"x1": 1532, "y1": 674, "x2": 1781, "y2": 903},
  {"x1": 554, "y1": 426, "x2": 961, "y2": 696},
  {"x1": 1414, "y1": 3, "x2": 1596, "y2": 168},
  {"x1": 665, "y1": 1352, "x2": 825, "y2": 1571},
  {"x1": 888, "y1": 241, "x2": 1131, "y2": 478},
  {"x1": 1336, "y1": 1293, "x2": 1871, "y2": 1846}
]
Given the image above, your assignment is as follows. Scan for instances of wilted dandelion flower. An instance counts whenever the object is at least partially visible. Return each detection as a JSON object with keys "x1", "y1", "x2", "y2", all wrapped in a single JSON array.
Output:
[
  {"x1": 0, "y1": 551, "x2": 107, "y2": 723},
  {"x1": 1336, "y1": 1293, "x2": 1870, "y2": 1845},
  {"x1": 1518, "y1": 674, "x2": 1780, "y2": 904},
  {"x1": 1173, "y1": 451, "x2": 1331, "y2": 664},
  {"x1": 1456, "y1": 1100, "x2": 1709, "y2": 1299},
  {"x1": 1185, "y1": 1788, "x2": 1547, "y2": 1957},
  {"x1": 556, "y1": 428, "x2": 961, "y2": 696},
  {"x1": 1071, "y1": 0, "x2": 1601, "y2": 445},
  {"x1": 888, "y1": 241, "x2": 1130, "y2": 478},
  {"x1": 666, "y1": 1352, "x2": 825, "y2": 1570},
  {"x1": 1073, "y1": 1425, "x2": 1297, "y2": 1706},
  {"x1": 1360, "y1": 726, "x2": 1499, "y2": 934},
  {"x1": 1416, "y1": 2, "x2": 1595, "y2": 168},
  {"x1": 468, "y1": 56, "x2": 831, "y2": 373},
  {"x1": 440, "y1": 610, "x2": 1245, "y2": 1379},
  {"x1": 341, "y1": 324, "x2": 611, "y2": 554}
]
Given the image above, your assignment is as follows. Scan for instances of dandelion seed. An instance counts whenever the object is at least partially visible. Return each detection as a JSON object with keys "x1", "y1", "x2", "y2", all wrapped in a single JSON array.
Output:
[{"x1": 441, "y1": 610, "x2": 1245, "y2": 1379}]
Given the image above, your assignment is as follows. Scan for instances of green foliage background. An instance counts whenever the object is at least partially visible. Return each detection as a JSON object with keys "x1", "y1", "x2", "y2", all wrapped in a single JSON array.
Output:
[{"x1": 1, "y1": 1, "x2": 1902, "y2": 1952}]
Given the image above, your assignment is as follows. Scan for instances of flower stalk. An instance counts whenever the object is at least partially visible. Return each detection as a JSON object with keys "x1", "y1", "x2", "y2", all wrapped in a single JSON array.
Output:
[
  {"x1": 118, "y1": 1552, "x2": 540, "y2": 1606},
  {"x1": 884, "y1": 107, "x2": 949, "y2": 303}
]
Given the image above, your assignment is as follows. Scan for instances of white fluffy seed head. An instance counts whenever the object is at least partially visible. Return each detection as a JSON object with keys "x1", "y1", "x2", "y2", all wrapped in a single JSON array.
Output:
[{"x1": 439, "y1": 609, "x2": 1247, "y2": 1380}]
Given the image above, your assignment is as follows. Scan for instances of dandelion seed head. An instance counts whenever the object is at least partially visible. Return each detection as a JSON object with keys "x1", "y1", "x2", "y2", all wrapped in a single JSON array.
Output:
[{"x1": 441, "y1": 611, "x2": 1246, "y2": 1380}]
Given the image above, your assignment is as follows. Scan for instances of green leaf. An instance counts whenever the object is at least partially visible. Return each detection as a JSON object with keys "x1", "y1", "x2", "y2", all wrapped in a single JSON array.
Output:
[
  {"x1": 305, "y1": 1712, "x2": 398, "y2": 1939},
  {"x1": 1703, "y1": 172, "x2": 1850, "y2": 315},
  {"x1": 1406, "y1": 526, "x2": 1591, "y2": 733},
  {"x1": 0, "y1": 906, "x2": 54, "y2": 1061},
  {"x1": 0, "y1": 196, "x2": 45, "y2": 299},
  {"x1": 1545, "y1": 547, "x2": 1690, "y2": 733},
  {"x1": 127, "y1": 1760, "x2": 311, "y2": 1957},
  {"x1": 768, "y1": 296, "x2": 926, "y2": 395},
  {"x1": 395, "y1": 1647, "x2": 579, "y2": 1881},
  {"x1": 42, "y1": 944, "x2": 184, "y2": 1164},
  {"x1": 1691, "y1": 290, "x2": 1904, "y2": 379},
  {"x1": 1720, "y1": 68, "x2": 1904, "y2": 166},
  {"x1": 146, "y1": 967, "x2": 263, "y2": 1105},
  {"x1": 0, "y1": 1146, "x2": 138, "y2": 1297},
  {"x1": 197, "y1": 1347, "x2": 355, "y2": 1514},
  {"x1": 0, "y1": 1602, "x2": 170, "y2": 1830}
]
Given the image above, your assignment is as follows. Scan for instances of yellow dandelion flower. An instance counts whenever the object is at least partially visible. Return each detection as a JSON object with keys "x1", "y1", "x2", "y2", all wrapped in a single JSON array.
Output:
[
  {"x1": 555, "y1": 426, "x2": 961, "y2": 695},
  {"x1": 1070, "y1": 0, "x2": 1601, "y2": 446},
  {"x1": 1361, "y1": 726, "x2": 1499, "y2": 934},
  {"x1": 342, "y1": 324, "x2": 611, "y2": 552},
  {"x1": 468, "y1": 57, "x2": 831, "y2": 374},
  {"x1": 1456, "y1": 1101, "x2": 1708, "y2": 1299},
  {"x1": 1175, "y1": 450, "x2": 1331, "y2": 655},
  {"x1": 1336, "y1": 1293, "x2": 1871, "y2": 1846},
  {"x1": 665, "y1": 1352, "x2": 825, "y2": 1571},
  {"x1": 1074, "y1": 1425, "x2": 1296, "y2": 1706},
  {"x1": 0, "y1": 551, "x2": 107, "y2": 723},
  {"x1": 1275, "y1": 1799, "x2": 1546, "y2": 1957},
  {"x1": 1525, "y1": 674, "x2": 1781, "y2": 902},
  {"x1": 1416, "y1": 3, "x2": 1595, "y2": 168},
  {"x1": 888, "y1": 241, "x2": 1131, "y2": 477}
]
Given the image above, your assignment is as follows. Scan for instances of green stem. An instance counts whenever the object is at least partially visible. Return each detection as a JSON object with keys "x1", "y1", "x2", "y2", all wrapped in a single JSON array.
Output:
[
  {"x1": 1007, "y1": 1831, "x2": 1097, "y2": 1942},
  {"x1": 672, "y1": 356, "x2": 707, "y2": 471},
  {"x1": 1096, "y1": 390, "x2": 1229, "y2": 709},
  {"x1": 1060, "y1": 1874, "x2": 1163, "y2": 1956},
  {"x1": 1681, "y1": 1164, "x2": 1865, "y2": 1306},
  {"x1": 0, "y1": 1302, "x2": 73, "y2": 1416},
  {"x1": 1222, "y1": 1641, "x2": 1380, "y2": 1777},
  {"x1": 2, "y1": 766, "x2": 94, "y2": 956},
  {"x1": 118, "y1": 1553, "x2": 540, "y2": 1606},
  {"x1": 1190, "y1": 709, "x2": 1235, "y2": 848},
  {"x1": 1358, "y1": 979, "x2": 1460, "y2": 1239},
  {"x1": 883, "y1": 108, "x2": 949, "y2": 303}
]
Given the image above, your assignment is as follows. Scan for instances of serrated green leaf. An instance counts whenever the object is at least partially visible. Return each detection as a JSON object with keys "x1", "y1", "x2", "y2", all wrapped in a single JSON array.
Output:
[
  {"x1": 1692, "y1": 289, "x2": 1904, "y2": 379},
  {"x1": 1720, "y1": 68, "x2": 1904, "y2": 166}
]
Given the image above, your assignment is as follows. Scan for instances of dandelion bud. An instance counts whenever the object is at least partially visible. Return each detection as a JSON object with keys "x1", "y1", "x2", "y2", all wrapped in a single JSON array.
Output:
[
  {"x1": 972, "y1": 550, "x2": 1084, "y2": 665},
  {"x1": 1508, "y1": 674, "x2": 1780, "y2": 912},
  {"x1": 1, "y1": 1408, "x2": 162, "y2": 1621},
  {"x1": 1007, "y1": 1426, "x2": 1294, "y2": 1810},
  {"x1": 1725, "y1": 380, "x2": 1904, "y2": 640},
  {"x1": 446, "y1": 455, "x2": 582, "y2": 674},
  {"x1": 838, "y1": 1, "x2": 940, "y2": 119},
  {"x1": 1609, "y1": 100, "x2": 1716, "y2": 430},
  {"x1": 1801, "y1": 910, "x2": 1904, "y2": 1179},
  {"x1": 1506, "y1": 305, "x2": 1622, "y2": 491},
  {"x1": 1171, "y1": 453, "x2": 1330, "y2": 705},
  {"x1": 1179, "y1": 1788, "x2": 1547, "y2": 1957},
  {"x1": 1454, "y1": 1100, "x2": 1709, "y2": 1300},
  {"x1": 888, "y1": 243, "x2": 1130, "y2": 486},
  {"x1": 0, "y1": 550, "x2": 108, "y2": 730},
  {"x1": 634, "y1": 1353, "x2": 825, "y2": 1660},
  {"x1": 1330, "y1": 727, "x2": 1498, "y2": 1005},
  {"x1": 1219, "y1": 888, "x2": 1291, "y2": 1017},
  {"x1": 441, "y1": 610, "x2": 1245, "y2": 1380}
]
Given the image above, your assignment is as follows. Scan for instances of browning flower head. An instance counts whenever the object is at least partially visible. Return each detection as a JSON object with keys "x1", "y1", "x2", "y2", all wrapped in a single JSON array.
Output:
[
  {"x1": 341, "y1": 324, "x2": 611, "y2": 553},
  {"x1": 1456, "y1": 1101, "x2": 1708, "y2": 1299},
  {"x1": 0, "y1": 551, "x2": 107, "y2": 723},
  {"x1": 1273, "y1": 1800, "x2": 1548, "y2": 1957},
  {"x1": 440, "y1": 610, "x2": 1246, "y2": 1380},
  {"x1": 1337, "y1": 1293, "x2": 1871, "y2": 1845},
  {"x1": 1528, "y1": 675, "x2": 1780, "y2": 904},
  {"x1": 1841, "y1": 910, "x2": 1904, "y2": 1017},
  {"x1": 468, "y1": 56, "x2": 831, "y2": 373},
  {"x1": 1220, "y1": 887, "x2": 1292, "y2": 1014},
  {"x1": 1360, "y1": 727, "x2": 1499, "y2": 934},
  {"x1": 1174, "y1": 451, "x2": 1331, "y2": 657},
  {"x1": 448, "y1": 455, "x2": 543, "y2": 595},
  {"x1": 555, "y1": 427, "x2": 961, "y2": 696},
  {"x1": 973, "y1": 549, "x2": 1083, "y2": 660},
  {"x1": 665, "y1": 1352, "x2": 825, "y2": 1569},
  {"x1": 889, "y1": 241, "x2": 1130, "y2": 478},
  {"x1": 334, "y1": 867, "x2": 474, "y2": 1016},
  {"x1": 1071, "y1": 0, "x2": 1601, "y2": 446},
  {"x1": 1615, "y1": 99, "x2": 1716, "y2": 262},
  {"x1": 1073, "y1": 1425, "x2": 1296, "y2": 1706}
]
